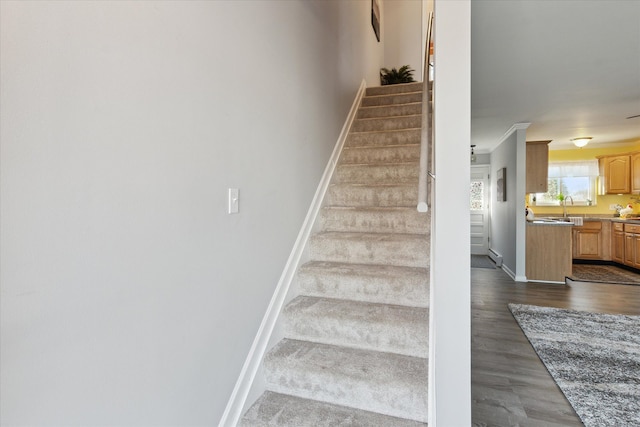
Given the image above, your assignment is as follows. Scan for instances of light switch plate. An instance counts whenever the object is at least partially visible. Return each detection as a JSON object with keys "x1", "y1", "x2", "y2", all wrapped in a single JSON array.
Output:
[{"x1": 228, "y1": 188, "x2": 239, "y2": 214}]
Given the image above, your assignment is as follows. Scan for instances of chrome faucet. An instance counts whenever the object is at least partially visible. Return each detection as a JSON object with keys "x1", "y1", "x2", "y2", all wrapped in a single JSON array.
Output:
[{"x1": 563, "y1": 196, "x2": 574, "y2": 218}]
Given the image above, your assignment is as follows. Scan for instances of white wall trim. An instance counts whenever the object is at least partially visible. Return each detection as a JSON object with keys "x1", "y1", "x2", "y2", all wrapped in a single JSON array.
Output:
[
  {"x1": 488, "y1": 122, "x2": 531, "y2": 153},
  {"x1": 527, "y1": 279, "x2": 565, "y2": 285},
  {"x1": 218, "y1": 80, "x2": 367, "y2": 427},
  {"x1": 502, "y1": 264, "x2": 516, "y2": 281},
  {"x1": 499, "y1": 122, "x2": 530, "y2": 144}
]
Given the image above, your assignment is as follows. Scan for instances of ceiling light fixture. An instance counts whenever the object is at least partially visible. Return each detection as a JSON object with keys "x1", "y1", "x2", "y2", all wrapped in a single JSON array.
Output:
[
  {"x1": 571, "y1": 137, "x2": 592, "y2": 148},
  {"x1": 470, "y1": 144, "x2": 477, "y2": 163}
]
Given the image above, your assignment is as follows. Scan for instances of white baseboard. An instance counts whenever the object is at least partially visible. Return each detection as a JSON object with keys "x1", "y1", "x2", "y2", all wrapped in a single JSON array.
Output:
[
  {"x1": 217, "y1": 79, "x2": 367, "y2": 427},
  {"x1": 527, "y1": 279, "x2": 565, "y2": 285},
  {"x1": 488, "y1": 248, "x2": 503, "y2": 267},
  {"x1": 502, "y1": 264, "x2": 516, "y2": 281}
]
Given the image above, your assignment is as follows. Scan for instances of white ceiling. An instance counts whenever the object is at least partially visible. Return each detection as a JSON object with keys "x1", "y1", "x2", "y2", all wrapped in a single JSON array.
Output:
[{"x1": 471, "y1": 0, "x2": 640, "y2": 152}]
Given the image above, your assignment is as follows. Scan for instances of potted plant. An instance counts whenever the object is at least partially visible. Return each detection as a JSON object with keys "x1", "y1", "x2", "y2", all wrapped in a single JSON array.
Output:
[{"x1": 380, "y1": 65, "x2": 416, "y2": 85}]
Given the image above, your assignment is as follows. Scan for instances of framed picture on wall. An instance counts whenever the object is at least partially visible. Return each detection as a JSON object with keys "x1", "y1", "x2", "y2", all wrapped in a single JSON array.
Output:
[
  {"x1": 497, "y1": 167, "x2": 506, "y2": 201},
  {"x1": 371, "y1": 0, "x2": 381, "y2": 42}
]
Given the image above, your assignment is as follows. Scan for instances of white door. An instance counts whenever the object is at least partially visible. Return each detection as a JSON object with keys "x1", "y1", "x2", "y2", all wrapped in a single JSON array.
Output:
[{"x1": 470, "y1": 165, "x2": 490, "y2": 255}]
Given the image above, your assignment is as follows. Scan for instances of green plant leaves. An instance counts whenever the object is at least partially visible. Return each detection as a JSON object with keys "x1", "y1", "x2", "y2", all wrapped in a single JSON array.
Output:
[{"x1": 380, "y1": 65, "x2": 416, "y2": 85}]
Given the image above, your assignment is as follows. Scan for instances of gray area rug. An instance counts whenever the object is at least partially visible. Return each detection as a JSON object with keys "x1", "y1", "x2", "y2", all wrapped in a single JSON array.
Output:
[
  {"x1": 509, "y1": 304, "x2": 640, "y2": 427},
  {"x1": 471, "y1": 255, "x2": 496, "y2": 269},
  {"x1": 570, "y1": 264, "x2": 640, "y2": 286}
]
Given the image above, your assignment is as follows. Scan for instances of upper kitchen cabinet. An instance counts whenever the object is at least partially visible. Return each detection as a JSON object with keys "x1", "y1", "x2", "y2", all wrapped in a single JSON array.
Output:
[
  {"x1": 600, "y1": 155, "x2": 630, "y2": 194},
  {"x1": 526, "y1": 141, "x2": 550, "y2": 194},
  {"x1": 632, "y1": 152, "x2": 640, "y2": 194},
  {"x1": 598, "y1": 152, "x2": 640, "y2": 194}
]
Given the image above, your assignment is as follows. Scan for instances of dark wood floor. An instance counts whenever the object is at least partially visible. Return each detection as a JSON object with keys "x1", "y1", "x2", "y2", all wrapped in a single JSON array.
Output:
[{"x1": 471, "y1": 266, "x2": 640, "y2": 427}]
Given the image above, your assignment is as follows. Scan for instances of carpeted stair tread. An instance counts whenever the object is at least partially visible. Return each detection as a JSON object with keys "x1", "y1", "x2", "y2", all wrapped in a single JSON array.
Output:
[
  {"x1": 340, "y1": 144, "x2": 421, "y2": 164},
  {"x1": 351, "y1": 115, "x2": 422, "y2": 132},
  {"x1": 240, "y1": 391, "x2": 427, "y2": 427},
  {"x1": 320, "y1": 206, "x2": 429, "y2": 234},
  {"x1": 297, "y1": 261, "x2": 429, "y2": 307},
  {"x1": 365, "y1": 82, "x2": 423, "y2": 96},
  {"x1": 239, "y1": 81, "x2": 430, "y2": 426},
  {"x1": 357, "y1": 102, "x2": 422, "y2": 119},
  {"x1": 347, "y1": 128, "x2": 421, "y2": 147},
  {"x1": 309, "y1": 231, "x2": 429, "y2": 268},
  {"x1": 327, "y1": 183, "x2": 418, "y2": 207},
  {"x1": 334, "y1": 162, "x2": 419, "y2": 184},
  {"x1": 361, "y1": 92, "x2": 422, "y2": 107},
  {"x1": 282, "y1": 295, "x2": 428, "y2": 357},
  {"x1": 264, "y1": 339, "x2": 428, "y2": 422}
]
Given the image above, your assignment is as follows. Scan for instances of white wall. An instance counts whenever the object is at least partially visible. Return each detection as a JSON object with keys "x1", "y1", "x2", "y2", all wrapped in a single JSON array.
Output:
[
  {"x1": 0, "y1": 1, "x2": 383, "y2": 425},
  {"x1": 515, "y1": 127, "x2": 527, "y2": 281},
  {"x1": 490, "y1": 132, "x2": 517, "y2": 274},
  {"x1": 384, "y1": 0, "x2": 423, "y2": 80},
  {"x1": 338, "y1": 1, "x2": 387, "y2": 95},
  {"x1": 489, "y1": 125, "x2": 528, "y2": 279},
  {"x1": 473, "y1": 153, "x2": 491, "y2": 165},
  {"x1": 430, "y1": 1, "x2": 471, "y2": 425}
]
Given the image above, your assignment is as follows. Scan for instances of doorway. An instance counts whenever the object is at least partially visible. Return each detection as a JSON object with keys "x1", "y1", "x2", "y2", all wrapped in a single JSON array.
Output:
[{"x1": 471, "y1": 165, "x2": 491, "y2": 255}]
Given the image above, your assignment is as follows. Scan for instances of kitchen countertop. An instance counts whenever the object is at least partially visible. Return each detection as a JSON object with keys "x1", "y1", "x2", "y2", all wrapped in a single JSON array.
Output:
[
  {"x1": 528, "y1": 215, "x2": 640, "y2": 224},
  {"x1": 527, "y1": 220, "x2": 574, "y2": 226},
  {"x1": 605, "y1": 218, "x2": 640, "y2": 224}
]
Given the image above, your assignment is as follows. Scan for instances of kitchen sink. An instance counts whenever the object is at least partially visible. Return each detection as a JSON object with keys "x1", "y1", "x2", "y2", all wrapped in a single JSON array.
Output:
[{"x1": 530, "y1": 217, "x2": 574, "y2": 224}]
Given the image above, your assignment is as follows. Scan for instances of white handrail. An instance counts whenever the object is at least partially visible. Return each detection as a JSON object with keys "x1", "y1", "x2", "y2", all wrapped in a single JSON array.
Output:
[{"x1": 417, "y1": 12, "x2": 434, "y2": 213}]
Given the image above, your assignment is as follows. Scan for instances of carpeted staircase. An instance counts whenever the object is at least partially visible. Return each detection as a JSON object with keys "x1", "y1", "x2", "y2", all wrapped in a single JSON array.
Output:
[{"x1": 239, "y1": 82, "x2": 430, "y2": 426}]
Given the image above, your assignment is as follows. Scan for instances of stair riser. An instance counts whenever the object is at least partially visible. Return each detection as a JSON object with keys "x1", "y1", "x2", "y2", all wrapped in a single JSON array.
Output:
[
  {"x1": 340, "y1": 145, "x2": 420, "y2": 165},
  {"x1": 309, "y1": 236, "x2": 429, "y2": 268},
  {"x1": 351, "y1": 115, "x2": 422, "y2": 133},
  {"x1": 347, "y1": 129, "x2": 421, "y2": 147},
  {"x1": 297, "y1": 264, "x2": 429, "y2": 307},
  {"x1": 320, "y1": 208, "x2": 428, "y2": 234},
  {"x1": 282, "y1": 297, "x2": 428, "y2": 357},
  {"x1": 362, "y1": 92, "x2": 422, "y2": 107},
  {"x1": 263, "y1": 371, "x2": 428, "y2": 423},
  {"x1": 264, "y1": 340, "x2": 428, "y2": 422},
  {"x1": 357, "y1": 103, "x2": 422, "y2": 119},
  {"x1": 334, "y1": 164, "x2": 419, "y2": 185},
  {"x1": 240, "y1": 392, "x2": 428, "y2": 427},
  {"x1": 365, "y1": 82, "x2": 423, "y2": 96},
  {"x1": 327, "y1": 185, "x2": 418, "y2": 208}
]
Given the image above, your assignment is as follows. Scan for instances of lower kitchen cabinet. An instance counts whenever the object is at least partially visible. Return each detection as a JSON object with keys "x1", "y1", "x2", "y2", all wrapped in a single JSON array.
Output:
[
  {"x1": 527, "y1": 223, "x2": 573, "y2": 282},
  {"x1": 634, "y1": 237, "x2": 640, "y2": 269},
  {"x1": 612, "y1": 222, "x2": 625, "y2": 264},
  {"x1": 565, "y1": 220, "x2": 640, "y2": 271},
  {"x1": 572, "y1": 221, "x2": 610, "y2": 260},
  {"x1": 624, "y1": 223, "x2": 640, "y2": 269}
]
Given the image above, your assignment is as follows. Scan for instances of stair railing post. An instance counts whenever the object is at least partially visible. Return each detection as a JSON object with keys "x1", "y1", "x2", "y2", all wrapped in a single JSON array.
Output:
[{"x1": 417, "y1": 12, "x2": 434, "y2": 213}]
